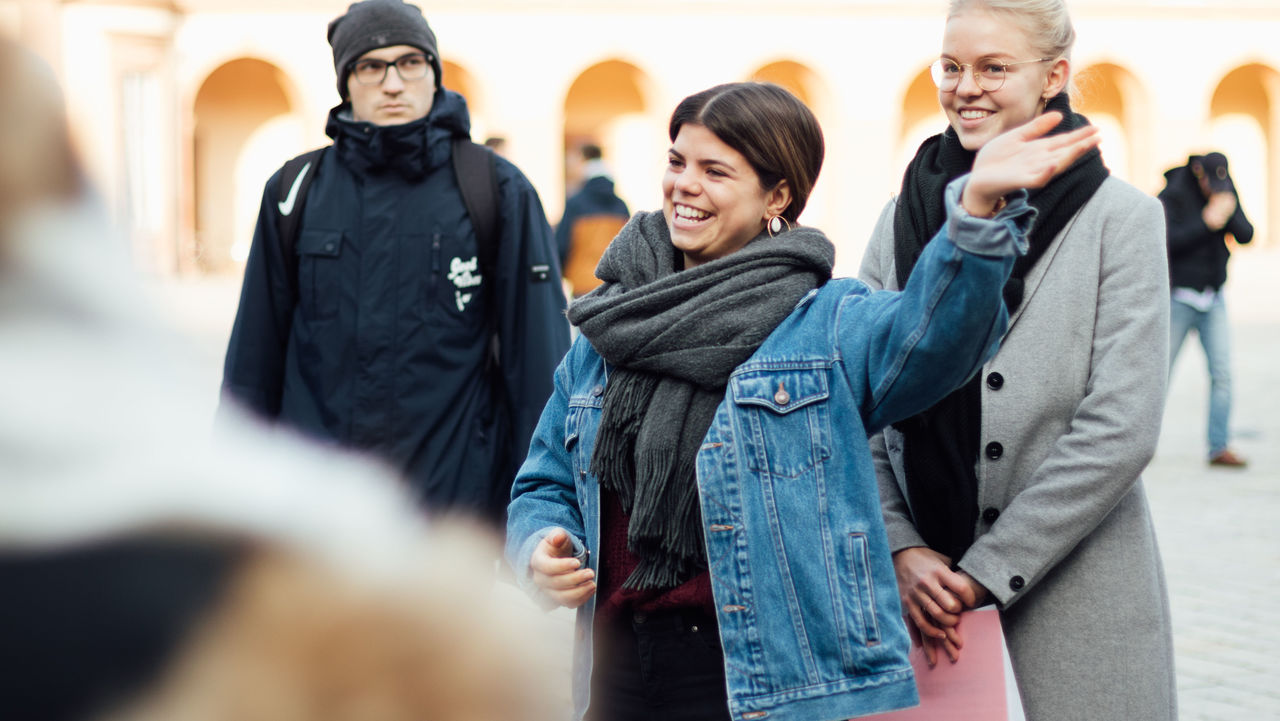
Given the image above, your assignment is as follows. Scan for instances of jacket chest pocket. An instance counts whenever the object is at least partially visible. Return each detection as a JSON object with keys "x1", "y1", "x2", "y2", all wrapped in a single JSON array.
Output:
[
  {"x1": 296, "y1": 230, "x2": 344, "y2": 321},
  {"x1": 565, "y1": 395, "x2": 603, "y2": 487},
  {"x1": 730, "y1": 366, "x2": 832, "y2": 478}
]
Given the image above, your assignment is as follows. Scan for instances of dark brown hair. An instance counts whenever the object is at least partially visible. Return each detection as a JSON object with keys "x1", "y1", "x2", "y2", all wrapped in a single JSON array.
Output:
[{"x1": 668, "y1": 82, "x2": 823, "y2": 224}]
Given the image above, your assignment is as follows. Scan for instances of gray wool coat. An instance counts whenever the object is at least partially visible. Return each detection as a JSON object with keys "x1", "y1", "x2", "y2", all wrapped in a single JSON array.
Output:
[{"x1": 858, "y1": 176, "x2": 1177, "y2": 721}]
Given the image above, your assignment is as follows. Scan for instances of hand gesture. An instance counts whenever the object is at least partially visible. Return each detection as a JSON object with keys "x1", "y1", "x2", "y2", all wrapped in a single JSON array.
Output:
[
  {"x1": 530, "y1": 528, "x2": 596, "y2": 609},
  {"x1": 963, "y1": 111, "x2": 1102, "y2": 217},
  {"x1": 893, "y1": 546, "x2": 982, "y2": 666},
  {"x1": 1202, "y1": 192, "x2": 1237, "y2": 231}
]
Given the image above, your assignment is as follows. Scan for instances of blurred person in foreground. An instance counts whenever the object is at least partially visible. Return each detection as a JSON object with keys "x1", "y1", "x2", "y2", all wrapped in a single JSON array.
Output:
[
  {"x1": 1160, "y1": 151, "x2": 1254, "y2": 467},
  {"x1": 556, "y1": 143, "x2": 631, "y2": 297},
  {"x1": 0, "y1": 36, "x2": 558, "y2": 721},
  {"x1": 507, "y1": 80, "x2": 1099, "y2": 721},
  {"x1": 859, "y1": 1, "x2": 1175, "y2": 719},
  {"x1": 220, "y1": 0, "x2": 570, "y2": 525}
]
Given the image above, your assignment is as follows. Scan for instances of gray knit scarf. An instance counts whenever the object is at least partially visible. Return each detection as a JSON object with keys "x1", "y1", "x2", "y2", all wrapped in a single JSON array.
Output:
[{"x1": 567, "y1": 210, "x2": 835, "y2": 589}]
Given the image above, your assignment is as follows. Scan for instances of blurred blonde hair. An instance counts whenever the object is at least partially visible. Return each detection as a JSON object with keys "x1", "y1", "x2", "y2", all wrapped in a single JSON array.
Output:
[{"x1": 0, "y1": 37, "x2": 82, "y2": 239}]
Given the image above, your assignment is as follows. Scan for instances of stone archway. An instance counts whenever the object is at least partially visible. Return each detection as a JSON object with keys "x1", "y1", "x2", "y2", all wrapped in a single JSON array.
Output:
[
  {"x1": 1210, "y1": 63, "x2": 1279, "y2": 245},
  {"x1": 563, "y1": 59, "x2": 658, "y2": 217},
  {"x1": 1075, "y1": 62, "x2": 1150, "y2": 184},
  {"x1": 192, "y1": 57, "x2": 299, "y2": 273},
  {"x1": 897, "y1": 67, "x2": 945, "y2": 181}
]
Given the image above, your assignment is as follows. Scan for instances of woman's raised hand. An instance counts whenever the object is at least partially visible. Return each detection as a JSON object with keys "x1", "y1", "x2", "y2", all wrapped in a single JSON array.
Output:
[
  {"x1": 530, "y1": 528, "x2": 596, "y2": 608},
  {"x1": 962, "y1": 111, "x2": 1102, "y2": 217}
]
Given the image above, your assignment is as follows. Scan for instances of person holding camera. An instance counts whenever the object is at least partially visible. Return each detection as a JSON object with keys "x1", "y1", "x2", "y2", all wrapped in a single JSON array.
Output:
[{"x1": 1160, "y1": 151, "x2": 1254, "y2": 467}]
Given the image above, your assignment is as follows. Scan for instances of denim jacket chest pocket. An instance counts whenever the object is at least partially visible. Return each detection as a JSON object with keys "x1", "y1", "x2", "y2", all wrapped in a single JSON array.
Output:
[
  {"x1": 730, "y1": 364, "x2": 833, "y2": 478},
  {"x1": 565, "y1": 384, "x2": 605, "y2": 488}
]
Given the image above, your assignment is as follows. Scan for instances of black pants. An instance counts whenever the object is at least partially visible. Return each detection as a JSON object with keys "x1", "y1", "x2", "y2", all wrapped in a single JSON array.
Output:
[{"x1": 587, "y1": 610, "x2": 732, "y2": 721}]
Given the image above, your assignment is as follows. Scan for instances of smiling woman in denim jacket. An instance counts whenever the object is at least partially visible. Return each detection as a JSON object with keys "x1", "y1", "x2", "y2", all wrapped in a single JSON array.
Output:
[{"x1": 506, "y1": 81, "x2": 1098, "y2": 721}]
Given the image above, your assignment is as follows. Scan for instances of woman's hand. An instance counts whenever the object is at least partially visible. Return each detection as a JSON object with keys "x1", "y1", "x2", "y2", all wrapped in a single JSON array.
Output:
[
  {"x1": 893, "y1": 546, "x2": 979, "y2": 666},
  {"x1": 963, "y1": 110, "x2": 1102, "y2": 217},
  {"x1": 530, "y1": 528, "x2": 596, "y2": 609}
]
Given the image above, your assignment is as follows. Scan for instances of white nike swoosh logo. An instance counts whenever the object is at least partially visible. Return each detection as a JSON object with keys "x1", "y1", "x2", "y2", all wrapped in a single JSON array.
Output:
[{"x1": 277, "y1": 161, "x2": 311, "y2": 216}]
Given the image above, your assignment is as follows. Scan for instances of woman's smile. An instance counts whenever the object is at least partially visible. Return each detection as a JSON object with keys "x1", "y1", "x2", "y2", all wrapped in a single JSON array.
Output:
[{"x1": 672, "y1": 203, "x2": 711, "y2": 226}]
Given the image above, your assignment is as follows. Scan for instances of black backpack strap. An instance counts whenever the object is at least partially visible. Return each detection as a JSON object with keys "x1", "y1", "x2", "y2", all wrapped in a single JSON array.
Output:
[
  {"x1": 274, "y1": 147, "x2": 328, "y2": 296},
  {"x1": 451, "y1": 138, "x2": 503, "y2": 376},
  {"x1": 451, "y1": 138, "x2": 500, "y2": 280}
]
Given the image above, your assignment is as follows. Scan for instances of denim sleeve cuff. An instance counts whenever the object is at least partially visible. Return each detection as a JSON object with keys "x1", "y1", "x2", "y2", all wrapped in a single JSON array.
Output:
[{"x1": 945, "y1": 174, "x2": 1035, "y2": 258}]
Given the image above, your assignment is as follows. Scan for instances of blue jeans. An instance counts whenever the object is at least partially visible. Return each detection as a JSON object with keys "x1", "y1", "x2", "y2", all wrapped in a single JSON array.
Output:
[{"x1": 1169, "y1": 293, "x2": 1234, "y2": 457}]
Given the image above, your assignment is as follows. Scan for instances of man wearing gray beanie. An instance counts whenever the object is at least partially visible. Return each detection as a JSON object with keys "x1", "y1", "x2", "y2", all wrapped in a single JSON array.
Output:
[{"x1": 222, "y1": 0, "x2": 570, "y2": 526}]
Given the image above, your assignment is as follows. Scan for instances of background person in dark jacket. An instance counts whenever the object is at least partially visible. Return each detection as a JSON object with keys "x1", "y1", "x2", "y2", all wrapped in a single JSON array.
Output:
[
  {"x1": 1159, "y1": 151, "x2": 1254, "y2": 467},
  {"x1": 556, "y1": 144, "x2": 630, "y2": 296},
  {"x1": 221, "y1": 0, "x2": 570, "y2": 522}
]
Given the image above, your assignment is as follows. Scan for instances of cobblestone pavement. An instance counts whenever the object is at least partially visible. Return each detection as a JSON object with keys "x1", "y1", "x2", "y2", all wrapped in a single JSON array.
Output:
[
  {"x1": 157, "y1": 247, "x2": 1280, "y2": 720},
  {"x1": 1146, "y1": 246, "x2": 1280, "y2": 721}
]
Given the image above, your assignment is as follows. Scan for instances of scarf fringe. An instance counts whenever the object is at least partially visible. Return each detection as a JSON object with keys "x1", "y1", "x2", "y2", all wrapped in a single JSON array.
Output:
[
  {"x1": 590, "y1": 373, "x2": 659, "y2": 509},
  {"x1": 619, "y1": 448, "x2": 706, "y2": 590}
]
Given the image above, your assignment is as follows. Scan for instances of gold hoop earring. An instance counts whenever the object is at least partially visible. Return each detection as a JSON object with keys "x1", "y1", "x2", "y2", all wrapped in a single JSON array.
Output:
[{"x1": 767, "y1": 215, "x2": 791, "y2": 237}]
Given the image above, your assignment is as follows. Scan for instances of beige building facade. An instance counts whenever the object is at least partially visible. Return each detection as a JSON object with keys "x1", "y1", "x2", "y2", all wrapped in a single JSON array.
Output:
[{"x1": 5, "y1": 0, "x2": 1279, "y2": 277}]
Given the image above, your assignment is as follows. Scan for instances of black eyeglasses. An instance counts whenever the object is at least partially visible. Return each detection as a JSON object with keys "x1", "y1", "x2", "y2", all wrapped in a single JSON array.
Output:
[
  {"x1": 349, "y1": 52, "x2": 432, "y2": 86},
  {"x1": 930, "y1": 57, "x2": 1054, "y2": 93}
]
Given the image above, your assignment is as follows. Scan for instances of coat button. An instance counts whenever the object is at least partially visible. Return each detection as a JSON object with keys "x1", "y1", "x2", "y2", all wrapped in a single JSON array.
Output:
[
  {"x1": 982, "y1": 507, "x2": 1000, "y2": 523},
  {"x1": 985, "y1": 442, "x2": 1004, "y2": 460},
  {"x1": 324, "y1": 242, "x2": 336, "y2": 253},
  {"x1": 986, "y1": 372, "x2": 1004, "y2": 390},
  {"x1": 1009, "y1": 575, "x2": 1026, "y2": 591},
  {"x1": 773, "y1": 382, "x2": 790, "y2": 406}
]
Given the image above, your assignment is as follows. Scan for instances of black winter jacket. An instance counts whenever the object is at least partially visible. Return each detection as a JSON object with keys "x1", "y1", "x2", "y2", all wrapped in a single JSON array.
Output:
[
  {"x1": 1159, "y1": 164, "x2": 1253, "y2": 292},
  {"x1": 222, "y1": 89, "x2": 570, "y2": 522}
]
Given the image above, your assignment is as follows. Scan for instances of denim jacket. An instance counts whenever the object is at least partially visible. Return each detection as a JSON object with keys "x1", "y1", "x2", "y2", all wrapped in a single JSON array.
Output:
[{"x1": 507, "y1": 177, "x2": 1033, "y2": 721}]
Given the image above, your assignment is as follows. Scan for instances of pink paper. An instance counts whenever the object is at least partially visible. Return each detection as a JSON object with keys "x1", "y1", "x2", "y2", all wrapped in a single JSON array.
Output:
[{"x1": 858, "y1": 606, "x2": 1022, "y2": 720}]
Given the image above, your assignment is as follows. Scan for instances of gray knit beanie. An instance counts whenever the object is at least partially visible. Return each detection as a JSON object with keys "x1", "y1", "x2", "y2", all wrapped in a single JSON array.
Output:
[{"x1": 327, "y1": 0, "x2": 442, "y2": 99}]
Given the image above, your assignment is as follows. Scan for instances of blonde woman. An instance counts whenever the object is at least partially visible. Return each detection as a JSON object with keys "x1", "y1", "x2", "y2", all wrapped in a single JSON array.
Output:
[{"x1": 858, "y1": 2, "x2": 1176, "y2": 719}]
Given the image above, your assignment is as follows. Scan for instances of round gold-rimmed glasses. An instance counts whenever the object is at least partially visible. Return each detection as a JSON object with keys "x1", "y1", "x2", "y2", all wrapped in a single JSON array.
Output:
[{"x1": 930, "y1": 57, "x2": 1054, "y2": 93}]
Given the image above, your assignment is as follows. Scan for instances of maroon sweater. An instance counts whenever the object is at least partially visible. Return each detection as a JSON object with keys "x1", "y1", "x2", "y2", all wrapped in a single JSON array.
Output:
[{"x1": 594, "y1": 489, "x2": 716, "y2": 622}]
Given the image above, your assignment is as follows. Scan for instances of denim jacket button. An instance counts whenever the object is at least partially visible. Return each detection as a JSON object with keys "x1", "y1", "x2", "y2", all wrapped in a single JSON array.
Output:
[
  {"x1": 773, "y1": 382, "x2": 790, "y2": 406},
  {"x1": 591, "y1": 385, "x2": 604, "y2": 397}
]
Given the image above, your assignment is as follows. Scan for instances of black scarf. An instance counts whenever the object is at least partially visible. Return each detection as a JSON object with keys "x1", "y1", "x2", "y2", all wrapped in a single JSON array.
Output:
[
  {"x1": 891, "y1": 94, "x2": 1109, "y2": 562},
  {"x1": 568, "y1": 210, "x2": 834, "y2": 589}
]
